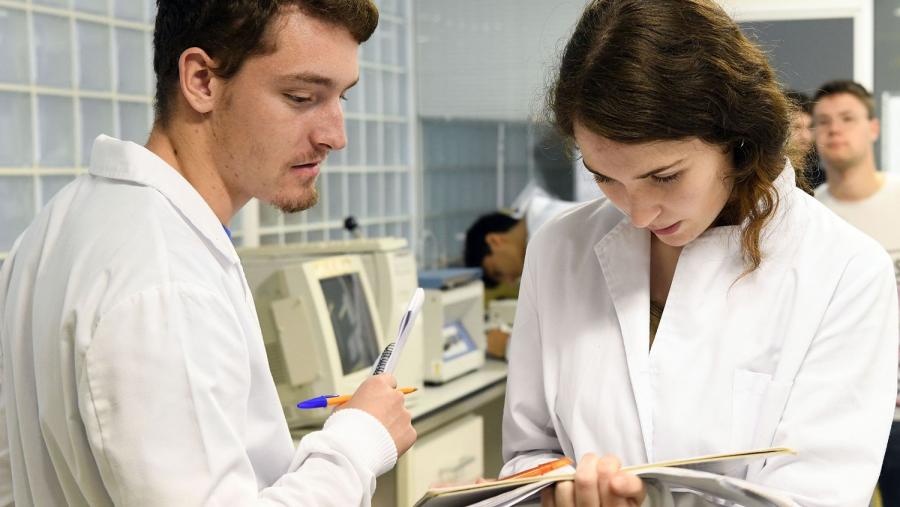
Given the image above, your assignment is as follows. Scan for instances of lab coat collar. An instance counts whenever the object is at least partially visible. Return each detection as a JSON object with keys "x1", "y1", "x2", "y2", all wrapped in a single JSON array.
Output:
[
  {"x1": 88, "y1": 135, "x2": 240, "y2": 265},
  {"x1": 591, "y1": 160, "x2": 799, "y2": 461},
  {"x1": 594, "y1": 220, "x2": 653, "y2": 460}
]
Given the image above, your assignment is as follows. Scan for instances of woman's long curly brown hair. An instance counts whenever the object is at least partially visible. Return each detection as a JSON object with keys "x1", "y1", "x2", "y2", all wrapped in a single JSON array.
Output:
[{"x1": 550, "y1": 0, "x2": 807, "y2": 273}]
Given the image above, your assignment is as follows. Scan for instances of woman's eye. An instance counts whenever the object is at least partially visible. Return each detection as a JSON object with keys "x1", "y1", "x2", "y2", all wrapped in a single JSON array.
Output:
[
  {"x1": 591, "y1": 173, "x2": 612, "y2": 184},
  {"x1": 652, "y1": 172, "x2": 681, "y2": 184}
]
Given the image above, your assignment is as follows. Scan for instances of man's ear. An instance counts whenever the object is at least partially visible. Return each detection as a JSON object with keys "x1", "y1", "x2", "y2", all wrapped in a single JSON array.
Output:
[
  {"x1": 178, "y1": 47, "x2": 220, "y2": 115},
  {"x1": 485, "y1": 232, "x2": 505, "y2": 249},
  {"x1": 870, "y1": 117, "x2": 881, "y2": 142}
]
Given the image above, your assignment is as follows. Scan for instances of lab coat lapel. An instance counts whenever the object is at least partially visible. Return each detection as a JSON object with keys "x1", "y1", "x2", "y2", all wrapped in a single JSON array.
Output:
[{"x1": 594, "y1": 220, "x2": 654, "y2": 461}]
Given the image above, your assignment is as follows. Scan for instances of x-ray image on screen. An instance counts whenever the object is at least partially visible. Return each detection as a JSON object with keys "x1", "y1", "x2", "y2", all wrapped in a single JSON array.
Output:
[{"x1": 320, "y1": 273, "x2": 380, "y2": 375}]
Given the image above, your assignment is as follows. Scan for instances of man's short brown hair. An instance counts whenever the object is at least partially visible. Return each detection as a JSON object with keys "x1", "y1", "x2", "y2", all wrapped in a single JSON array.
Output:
[
  {"x1": 813, "y1": 80, "x2": 875, "y2": 119},
  {"x1": 152, "y1": 0, "x2": 378, "y2": 126}
]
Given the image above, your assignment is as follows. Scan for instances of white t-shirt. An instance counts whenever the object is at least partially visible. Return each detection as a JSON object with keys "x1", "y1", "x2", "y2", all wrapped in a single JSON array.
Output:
[{"x1": 816, "y1": 173, "x2": 900, "y2": 284}]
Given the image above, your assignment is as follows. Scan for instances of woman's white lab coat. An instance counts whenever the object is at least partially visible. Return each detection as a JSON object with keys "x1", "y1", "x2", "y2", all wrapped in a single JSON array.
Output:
[{"x1": 501, "y1": 166, "x2": 899, "y2": 506}]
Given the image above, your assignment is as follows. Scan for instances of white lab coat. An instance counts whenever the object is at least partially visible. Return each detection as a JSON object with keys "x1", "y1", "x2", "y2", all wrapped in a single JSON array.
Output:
[
  {"x1": 524, "y1": 194, "x2": 581, "y2": 240},
  {"x1": 501, "y1": 164, "x2": 899, "y2": 506},
  {"x1": 0, "y1": 136, "x2": 397, "y2": 506}
]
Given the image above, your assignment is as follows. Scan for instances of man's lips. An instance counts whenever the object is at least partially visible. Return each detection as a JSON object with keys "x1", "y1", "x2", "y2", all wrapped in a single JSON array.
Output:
[{"x1": 291, "y1": 161, "x2": 321, "y2": 175}]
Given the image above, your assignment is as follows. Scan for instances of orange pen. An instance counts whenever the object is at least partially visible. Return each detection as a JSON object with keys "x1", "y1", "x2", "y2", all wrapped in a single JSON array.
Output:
[
  {"x1": 297, "y1": 387, "x2": 417, "y2": 409},
  {"x1": 501, "y1": 456, "x2": 574, "y2": 480}
]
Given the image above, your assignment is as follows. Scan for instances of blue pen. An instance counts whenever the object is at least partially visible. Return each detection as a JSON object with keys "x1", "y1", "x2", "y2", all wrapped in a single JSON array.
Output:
[
  {"x1": 297, "y1": 388, "x2": 417, "y2": 410},
  {"x1": 297, "y1": 394, "x2": 340, "y2": 409}
]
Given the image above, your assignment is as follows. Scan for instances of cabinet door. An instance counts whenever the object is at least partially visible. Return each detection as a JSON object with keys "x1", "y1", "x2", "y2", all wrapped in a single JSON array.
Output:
[{"x1": 398, "y1": 414, "x2": 484, "y2": 506}]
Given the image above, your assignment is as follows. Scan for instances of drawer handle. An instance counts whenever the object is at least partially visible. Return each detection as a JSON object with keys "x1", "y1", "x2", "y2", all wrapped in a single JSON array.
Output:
[{"x1": 439, "y1": 455, "x2": 476, "y2": 483}]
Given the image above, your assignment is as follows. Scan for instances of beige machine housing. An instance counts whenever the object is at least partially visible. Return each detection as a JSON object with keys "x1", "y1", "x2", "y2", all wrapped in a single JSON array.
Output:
[{"x1": 240, "y1": 238, "x2": 425, "y2": 395}]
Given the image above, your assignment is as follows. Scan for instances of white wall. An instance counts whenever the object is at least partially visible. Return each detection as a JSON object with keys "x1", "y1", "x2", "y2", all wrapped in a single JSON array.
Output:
[
  {"x1": 414, "y1": 0, "x2": 586, "y2": 121},
  {"x1": 414, "y1": 0, "x2": 873, "y2": 122}
]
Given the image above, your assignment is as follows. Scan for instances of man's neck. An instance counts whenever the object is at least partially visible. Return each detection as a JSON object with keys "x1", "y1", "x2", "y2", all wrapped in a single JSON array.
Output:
[
  {"x1": 824, "y1": 154, "x2": 883, "y2": 202},
  {"x1": 510, "y1": 219, "x2": 529, "y2": 259},
  {"x1": 145, "y1": 122, "x2": 246, "y2": 225}
]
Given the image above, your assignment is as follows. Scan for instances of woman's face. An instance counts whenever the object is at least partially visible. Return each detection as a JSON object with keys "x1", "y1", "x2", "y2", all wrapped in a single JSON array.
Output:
[{"x1": 574, "y1": 122, "x2": 734, "y2": 247}]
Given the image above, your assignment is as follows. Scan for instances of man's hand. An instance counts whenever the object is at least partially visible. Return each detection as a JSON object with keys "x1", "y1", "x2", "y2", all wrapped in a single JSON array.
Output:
[
  {"x1": 339, "y1": 374, "x2": 417, "y2": 455},
  {"x1": 541, "y1": 454, "x2": 645, "y2": 507}
]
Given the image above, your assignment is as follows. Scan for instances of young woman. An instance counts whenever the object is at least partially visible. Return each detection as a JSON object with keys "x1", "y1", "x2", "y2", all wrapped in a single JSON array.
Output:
[{"x1": 500, "y1": 1, "x2": 899, "y2": 506}]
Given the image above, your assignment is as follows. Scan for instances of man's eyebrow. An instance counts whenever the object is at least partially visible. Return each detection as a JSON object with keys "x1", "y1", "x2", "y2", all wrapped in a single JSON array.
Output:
[
  {"x1": 582, "y1": 158, "x2": 684, "y2": 180},
  {"x1": 279, "y1": 72, "x2": 359, "y2": 92}
]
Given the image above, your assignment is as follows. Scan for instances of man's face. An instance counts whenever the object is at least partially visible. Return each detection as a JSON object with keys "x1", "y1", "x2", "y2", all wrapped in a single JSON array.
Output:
[
  {"x1": 482, "y1": 233, "x2": 524, "y2": 286},
  {"x1": 789, "y1": 111, "x2": 813, "y2": 156},
  {"x1": 210, "y1": 8, "x2": 359, "y2": 213},
  {"x1": 813, "y1": 93, "x2": 878, "y2": 173}
]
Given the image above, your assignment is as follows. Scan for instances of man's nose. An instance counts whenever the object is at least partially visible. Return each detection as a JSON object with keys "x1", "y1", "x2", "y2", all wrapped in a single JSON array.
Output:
[{"x1": 314, "y1": 100, "x2": 347, "y2": 151}]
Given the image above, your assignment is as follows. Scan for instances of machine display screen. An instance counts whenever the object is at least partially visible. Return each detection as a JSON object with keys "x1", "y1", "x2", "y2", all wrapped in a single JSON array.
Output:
[
  {"x1": 321, "y1": 273, "x2": 381, "y2": 375},
  {"x1": 442, "y1": 321, "x2": 477, "y2": 361}
]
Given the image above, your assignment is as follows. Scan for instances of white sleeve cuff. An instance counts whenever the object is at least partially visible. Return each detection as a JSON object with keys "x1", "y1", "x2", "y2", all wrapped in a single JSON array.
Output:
[{"x1": 323, "y1": 408, "x2": 398, "y2": 478}]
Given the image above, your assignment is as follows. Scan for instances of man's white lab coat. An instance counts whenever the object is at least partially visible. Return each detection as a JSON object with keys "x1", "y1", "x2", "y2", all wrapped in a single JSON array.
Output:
[
  {"x1": 501, "y1": 165, "x2": 899, "y2": 506},
  {"x1": 0, "y1": 136, "x2": 397, "y2": 506}
]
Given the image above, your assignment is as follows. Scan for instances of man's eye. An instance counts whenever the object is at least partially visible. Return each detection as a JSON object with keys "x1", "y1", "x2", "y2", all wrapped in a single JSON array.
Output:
[{"x1": 285, "y1": 94, "x2": 311, "y2": 104}]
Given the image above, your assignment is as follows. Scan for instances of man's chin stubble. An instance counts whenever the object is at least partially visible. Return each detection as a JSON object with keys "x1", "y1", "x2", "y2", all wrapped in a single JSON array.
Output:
[{"x1": 275, "y1": 190, "x2": 319, "y2": 214}]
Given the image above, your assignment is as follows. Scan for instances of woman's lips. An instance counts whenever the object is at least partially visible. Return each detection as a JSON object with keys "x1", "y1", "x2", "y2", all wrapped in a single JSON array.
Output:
[{"x1": 652, "y1": 221, "x2": 680, "y2": 236}]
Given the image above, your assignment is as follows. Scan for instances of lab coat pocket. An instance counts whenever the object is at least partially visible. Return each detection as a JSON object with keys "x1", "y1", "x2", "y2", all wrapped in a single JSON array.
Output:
[
  {"x1": 729, "y1": 369, "x2": 794, "y2": 478},
  {"x1": 732, "y1": 369, "x2": 771, "y2": 452}
]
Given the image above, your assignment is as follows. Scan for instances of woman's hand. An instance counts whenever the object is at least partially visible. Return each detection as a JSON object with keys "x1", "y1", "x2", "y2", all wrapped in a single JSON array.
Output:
[{"x1": 541, "y1": 454, "x2": 644, "y2": 507}]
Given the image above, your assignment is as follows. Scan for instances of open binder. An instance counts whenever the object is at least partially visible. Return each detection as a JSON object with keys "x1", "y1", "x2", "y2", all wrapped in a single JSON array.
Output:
[{"x1": 413, "y1": 447, "x2": 798, "y2": 507}]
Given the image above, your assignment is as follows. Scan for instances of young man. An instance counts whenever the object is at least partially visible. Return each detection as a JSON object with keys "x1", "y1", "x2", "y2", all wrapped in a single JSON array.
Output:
[
  {"x1": 785, "y1": 89, "x2": 824, "y2": 188},
  {"x1": 813, "y1": 79, "x2": 900, "y2": 504},
  {"x1": 813, "y1": 80, "x2": 900, "y2": 278},
  {"x1": 0, "y1": 2, "x2": 415, "y2": 505},
  {"x1": 464, "y1": 192, "x2": 580, "y2": 288}
]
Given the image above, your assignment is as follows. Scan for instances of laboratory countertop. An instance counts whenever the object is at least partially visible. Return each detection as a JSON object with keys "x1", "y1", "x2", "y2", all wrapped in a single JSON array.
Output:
[{"x1": 291, "y1": 358, "x2": 508, "y2": 440}]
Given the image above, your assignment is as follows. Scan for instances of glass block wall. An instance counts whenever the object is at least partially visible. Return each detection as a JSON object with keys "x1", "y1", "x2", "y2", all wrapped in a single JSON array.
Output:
[
  {"x1": 0, "y1": 0, "x2": 156, "y2": 259},
  {"x1": 0, "y1": 0, "x2": 415, "y2": 260}
]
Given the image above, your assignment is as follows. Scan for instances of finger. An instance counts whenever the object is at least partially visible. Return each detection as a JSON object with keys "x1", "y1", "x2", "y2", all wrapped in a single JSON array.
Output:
[
  {"x1": 596, "y1": 455, "x2": 621, "y2": 506},
  {"x1": 610, "y1": 473, "x2": 645, "y2": 502},
  {"x1": 574, "y1": 454, "x2": 600, "y2": 507},
  {"x1": 555, "y1": 480, "x2": 575, "y2": 507},
  {"x1": 382, "y1": 373, "x2": 398, "y2": 388},
  {"x1": 541, "y1": 486, "x2": 556, "y2": 507}
]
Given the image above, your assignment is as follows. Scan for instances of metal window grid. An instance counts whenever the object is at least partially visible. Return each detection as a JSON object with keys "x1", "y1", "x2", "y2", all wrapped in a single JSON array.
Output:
[{"x1": 420, "y1": 119, "x2": 536, "y2": 269}]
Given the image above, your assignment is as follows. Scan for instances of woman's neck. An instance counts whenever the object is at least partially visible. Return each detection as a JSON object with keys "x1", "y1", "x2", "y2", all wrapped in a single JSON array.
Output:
[{"x1": 650, "y1": 235, "x2": 682, "y2": 306}]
